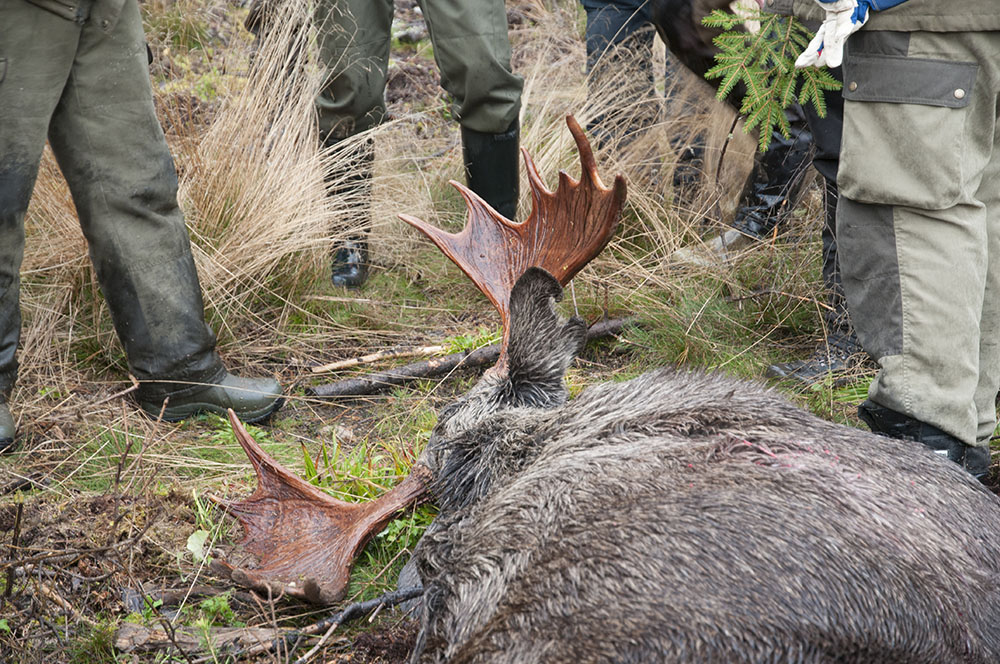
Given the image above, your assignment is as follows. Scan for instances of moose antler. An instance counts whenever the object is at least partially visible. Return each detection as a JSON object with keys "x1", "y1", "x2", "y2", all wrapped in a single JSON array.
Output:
[
  {"x1": 214, "y1": 115, "x2": 625, "y2": 604},
  {"x1": 211, "y1": 410, "x2": 431, "y2": 603},
  {"x1": 399, "y1": 115, "x2": 627, "y2": 369}
]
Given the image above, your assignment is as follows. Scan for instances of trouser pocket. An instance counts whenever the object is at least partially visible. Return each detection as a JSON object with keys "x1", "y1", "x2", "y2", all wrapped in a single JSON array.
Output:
[{"x1": 838, "y1": 47, "x2": 977, "y2": 210}]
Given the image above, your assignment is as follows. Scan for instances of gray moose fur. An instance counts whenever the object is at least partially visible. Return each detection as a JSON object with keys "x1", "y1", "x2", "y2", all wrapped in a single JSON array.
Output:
[{"x1": 408, "y1": 268, "x2": 1000, "y2": 664}]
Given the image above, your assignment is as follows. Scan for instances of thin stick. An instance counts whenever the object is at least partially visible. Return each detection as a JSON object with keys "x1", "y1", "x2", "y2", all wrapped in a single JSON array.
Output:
[
  {"x1": 34, "y1": 578, "x2": 95, "y2": 626},
  {"x1": 311, "y1": 345, "x2": 448, "y2": 374},
  {"x1": 3, "y1": 503, "x2": 22, "y2": 604}
]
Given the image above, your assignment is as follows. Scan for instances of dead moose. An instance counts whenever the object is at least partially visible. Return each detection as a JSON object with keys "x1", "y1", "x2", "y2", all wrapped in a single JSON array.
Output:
[{"x1": 217, "y1": 117, "x2": 1000, "y2": 663}]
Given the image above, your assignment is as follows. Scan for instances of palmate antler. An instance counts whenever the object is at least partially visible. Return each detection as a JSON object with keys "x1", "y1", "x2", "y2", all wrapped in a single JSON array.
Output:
[
  {"x1": 400, "y1": 115, "x2": 627, "y2": 369},
  {"x1": 214, "y1": 115, "x2": 626, "y2": 603}
]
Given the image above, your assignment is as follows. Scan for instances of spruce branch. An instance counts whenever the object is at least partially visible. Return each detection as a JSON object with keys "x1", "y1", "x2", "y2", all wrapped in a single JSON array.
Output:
[{"x1": 703, "y1": 9, "x2": 841, "y2": 152}]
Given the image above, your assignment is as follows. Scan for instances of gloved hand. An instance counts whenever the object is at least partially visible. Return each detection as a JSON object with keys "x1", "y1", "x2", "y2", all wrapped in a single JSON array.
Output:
[{"x1": 795, "y1": 0, "x2": 870, "y2": 69}]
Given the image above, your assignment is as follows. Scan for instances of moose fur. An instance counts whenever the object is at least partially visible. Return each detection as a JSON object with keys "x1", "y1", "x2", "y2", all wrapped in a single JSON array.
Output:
[{"x1": 408, "y1": 268, "x2": 1000, "y2": 663}]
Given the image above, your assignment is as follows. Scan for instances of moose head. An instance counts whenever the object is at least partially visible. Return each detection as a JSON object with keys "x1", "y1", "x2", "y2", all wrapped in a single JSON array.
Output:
[{"x1": 211, "y1": 115, "x2": 626, "y2": 603}]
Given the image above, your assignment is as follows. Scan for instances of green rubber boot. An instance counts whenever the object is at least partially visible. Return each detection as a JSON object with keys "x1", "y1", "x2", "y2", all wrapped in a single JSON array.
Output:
[
  {"x1": 0, "y1": 400, "x2": 14, "y2": 453},
  {"x1": 139, "y1": 372, "x2": 284, "y2": 424}
]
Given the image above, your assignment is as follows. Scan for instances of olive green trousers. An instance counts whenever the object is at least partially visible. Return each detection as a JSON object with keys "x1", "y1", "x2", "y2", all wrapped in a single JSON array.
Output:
[
  {"x1": 837, "y1": 29, "x2": 1000, "y2": 447},
  {"x1": 0, "y1": 0, "x2": 224, "y2": 400},
  {"x1": 314, "y1": 0, "x2": 523, "y2": 140}
]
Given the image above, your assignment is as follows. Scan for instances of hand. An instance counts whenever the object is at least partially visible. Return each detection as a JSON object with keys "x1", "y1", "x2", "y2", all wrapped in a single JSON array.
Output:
[
  {"x1": 795, "y1": 0, "x2": 870, "y2": 69},
  {"x1": 729, "y1": 0, "x2": 762, "y2": 34}
]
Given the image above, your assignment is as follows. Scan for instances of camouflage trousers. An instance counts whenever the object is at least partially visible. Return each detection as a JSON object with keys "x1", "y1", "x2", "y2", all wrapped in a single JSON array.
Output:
[
  {"x1": 0, "y1": 0, "x2": 224, "y2": 400},
  {"x1": 837, "y1": 29, "x2": 1000, "y2": 447}
]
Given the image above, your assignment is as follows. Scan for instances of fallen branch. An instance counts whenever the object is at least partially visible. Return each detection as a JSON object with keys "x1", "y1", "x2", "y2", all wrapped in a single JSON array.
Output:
[
  {"x1": 307, "y1": 317, "x2": 634, "y2": 399},
  {"x1": 311, "y1": 344, "x2": 448, "y2": 374}
]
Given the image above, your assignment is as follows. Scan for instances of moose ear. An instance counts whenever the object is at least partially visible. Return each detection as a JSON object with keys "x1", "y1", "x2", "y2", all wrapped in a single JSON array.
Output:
[{"x1": 505, "y1": 267, "x2": 588, "y2": 406}]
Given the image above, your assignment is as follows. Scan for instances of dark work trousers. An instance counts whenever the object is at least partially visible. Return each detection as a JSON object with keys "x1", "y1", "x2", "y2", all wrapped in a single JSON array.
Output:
[
  {"x1": 0, "y1": 0, "x2": 225, "y2": 400},
  {"x1": 800, "y1": 65, "x2": 856, "y2": 346}
]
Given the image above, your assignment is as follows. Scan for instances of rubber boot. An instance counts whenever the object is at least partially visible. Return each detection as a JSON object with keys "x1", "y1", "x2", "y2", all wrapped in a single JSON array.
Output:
[
  {"x1": 0, "y1": 398, "x2": 14, "y2": 454},
  {"x1": 331, "y1": 239, "x2": 369, "y2": 289},
  {"x1": 765, "y1": 331, "x2": 864, "y2": 385},
  {"x1": 327, "y1": 137, "x2": 375, "y2": 289},
  {"x1": 461, "y1": 118, "x2": 520, "y2": 221},
  {"x1": 857, "y1": 400, "x2": 990, "y2": 480},
  {"x1": 139, "y1": 371, "x2": 284, "y2": 424},
  {"x1": 731, "y1": 106, "x2": 815, "y2": 240}
]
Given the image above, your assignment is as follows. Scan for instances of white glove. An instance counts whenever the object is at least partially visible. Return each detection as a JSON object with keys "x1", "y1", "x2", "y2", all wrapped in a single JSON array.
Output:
[
  {"x1": 730, "y1": 0, "x2": 762, "y2": 34},
  {"x1": 795, "y1": 0, "x2": 869, "y2": 69}
]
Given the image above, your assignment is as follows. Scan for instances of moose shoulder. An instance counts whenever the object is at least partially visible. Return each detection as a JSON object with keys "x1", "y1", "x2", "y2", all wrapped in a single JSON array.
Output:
[{"x1": 411, "y1": 269, "x2": 1000, "y2": 663}]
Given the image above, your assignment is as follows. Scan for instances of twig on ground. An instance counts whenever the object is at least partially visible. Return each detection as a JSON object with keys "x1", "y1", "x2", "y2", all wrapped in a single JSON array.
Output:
[
  {"x1": 3, "y1": 503, "x2": 22, "y2": 605},
  {"x1": 84, "y1": 377, "x2": 140, "y2": 410},
  {"x1": 33, "y1": 577, "x2": 94, "y2": 626},
  {"x1": 312, "y1": 345, "x2": 448, "y2": 374}
]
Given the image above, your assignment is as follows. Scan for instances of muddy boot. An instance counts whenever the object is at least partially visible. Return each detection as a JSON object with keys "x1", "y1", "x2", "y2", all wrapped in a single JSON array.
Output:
[
  {"x1": 0, "y1": 399, "x2": 14, "y2": 453},
  {"x1": 327, "y1": 137, "x2": 375, "y2": 289},
  {"x1": 461, "y1": 118, "x2": 520, "y2": 221},
  {"x1": 139, "y1": 371, "x2": 284, "y2": 424},
  {"x1": 857, "y1": 400, "x2": 991, "y2": 480},
  {"x1": 731, "y1": 107, "x2": 815, "y2": 242}
]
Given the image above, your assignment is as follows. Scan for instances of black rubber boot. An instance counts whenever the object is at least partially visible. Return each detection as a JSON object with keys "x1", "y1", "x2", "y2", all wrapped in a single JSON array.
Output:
[
  {"x1": 326, "y1": 137, "x2": 375, "y2": 289},
  {"x1": 461, "y1": 118, "x2": 520, "y2": 221},
  {"x1": 331, "y1": 238, "x2": 369, "y2": 289},
  {"x1": 857, "y1": 400, "x2": 991, "y2": 480},
  {"x1": 732, "y1": 106, "x2": 815, "y2": 240},
  {"x1": 0, "y1": 398, "x2": 14, "y2": 454}
]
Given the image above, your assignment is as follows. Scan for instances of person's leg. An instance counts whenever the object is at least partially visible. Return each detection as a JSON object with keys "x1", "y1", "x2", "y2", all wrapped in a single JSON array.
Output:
[
  {"x1": 315, "y1": 0, "x2": 394, "y2": 142},
  {"x1": 581, "y1": 0, "x2": 660, "y2": 149},
  {"x1": 419, "y1": 0, "x2": 523, "y2": 220},
  {"x1": 730, "y1": 104, "x2": 815, "y2": 240},
  {"x1": 46, "y1": 0, "x2": 282, "y2": 421},
  {"x1": 0, "y1": 1, "x2": 81, "y2": 446},
  {"x1": 582, "y1": 0, "x2": 653, "y2": 72},
  {"x1": 315, "y1": 0, "x2": 393, "y2": 287},
  {"x1": 837, "y1": 30, "x2": 996, "y2": 476},
  {"x1": 766, "y1": 69, "x2": 866, "y2": 384},
  {"x1": 968, "y1": 35, "x2": 1000, "y2": 455}
]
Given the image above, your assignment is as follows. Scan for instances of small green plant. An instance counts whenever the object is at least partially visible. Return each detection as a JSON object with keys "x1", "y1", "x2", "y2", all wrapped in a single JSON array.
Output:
[
  {"x1": 196, "y1": 592, "x2": 239, "y2": 626},
  {"x1": 703, "y1": 9, "x2": 842, "y2": 151},
  {"x1": 125, "y1": 597, "x2": 164, "y2": 625},
  {"x1": 445, "y1": 326, "x2": 502, "y2": 354}
]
